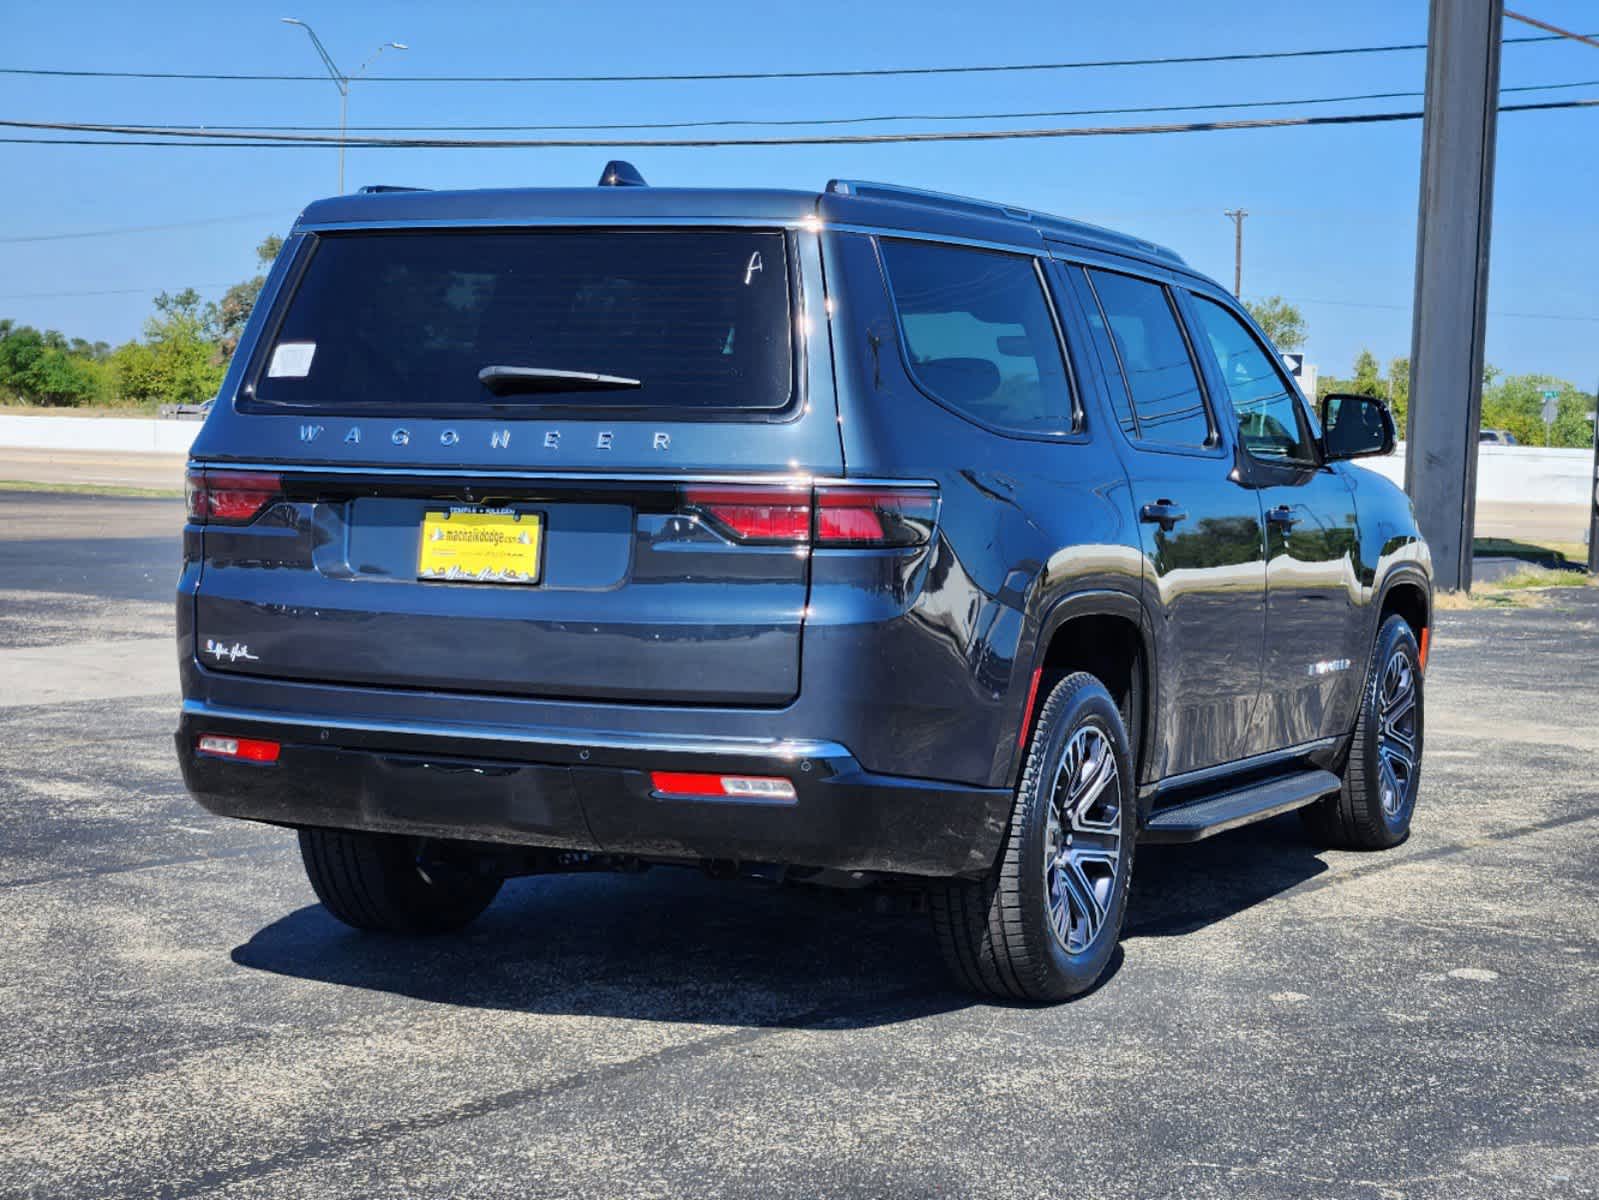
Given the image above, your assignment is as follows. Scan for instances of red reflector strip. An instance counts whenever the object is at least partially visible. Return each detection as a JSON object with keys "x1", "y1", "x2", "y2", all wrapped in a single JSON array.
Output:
[
  {"x1": 1418, "y1": 627, "x2": 1430, "y2": 673},
  {"x1": 682, "y1": 486, "x2": 810, "y2": 543},
  {"x1": 196, "y1": 734, "x2": 280, "y2": 763},
  {"x1": 650, "y1": 771, "x2": 798, "y2": 802},
  {"x1": 1017, "y1": 667, "x2": 1044, "y2": 749}
]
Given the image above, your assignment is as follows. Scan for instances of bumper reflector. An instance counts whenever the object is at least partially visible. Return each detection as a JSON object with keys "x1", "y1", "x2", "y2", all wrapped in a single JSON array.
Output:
[
  {"x1": 650, "y1": 771, "x2": 798, "y2": 803},
  {"x1": 196, "y1": 734, "x2": 281, "y2": 763}
]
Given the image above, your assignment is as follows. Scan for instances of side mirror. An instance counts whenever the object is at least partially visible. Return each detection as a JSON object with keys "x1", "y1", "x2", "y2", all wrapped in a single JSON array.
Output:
[{"x1": 1320, "y1": 393, "x2": 1396, "y2": 460}]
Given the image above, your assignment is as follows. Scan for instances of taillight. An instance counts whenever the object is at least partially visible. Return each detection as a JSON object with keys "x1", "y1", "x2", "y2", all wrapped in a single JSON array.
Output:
[
  {"x1": 681, "y1": 484, "x2": 938, "y2": 548},
  {"x1": 814, "y1": 487, "x2": 938, "y2": 547},
  {"x1": 196, "y1": 734, "x2": 281, "y2": 763},
  {"x1": 682, "y1": 486, "x2": 811, "y2": 544},
  {"x1": 186, "y1": 469, "x2": 282, "y2": 525}
]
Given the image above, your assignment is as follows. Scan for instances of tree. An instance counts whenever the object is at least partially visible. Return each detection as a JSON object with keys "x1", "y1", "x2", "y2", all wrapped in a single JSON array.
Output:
[
  {"x1": 0, "y1": 322, "x2": 105, "y2": 406},
  {"x1": 1480, "y1": 373, "x2": 1595, "y2": 448},
  {"x1": 1352, "y1": 349, "x2": 1382, "y2": 393},
  {"x1": 1387, "y1": 356, "x2": 1410, "y2": 434},
  {"x1": 112, "y1": 289, "x2": 226, "y2": 406},
  {"x1": 1243, "y1": 295, "x2": 1306, "y2": 351},
  {"x1": 217, "y1": 234, "x2": 284, "y2": 358},
  {"x1": 1317, "y1": 348, "x2": 1388, "y2": 406}
]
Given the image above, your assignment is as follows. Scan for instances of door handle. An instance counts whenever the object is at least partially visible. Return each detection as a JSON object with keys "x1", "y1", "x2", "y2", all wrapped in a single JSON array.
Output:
[
  {"x1": 1139, "y1": 500, "x2": 1188, "y2": 532},
  {"x1": 1266, "y1": 505, "x2": 1302, "y2": 530}
]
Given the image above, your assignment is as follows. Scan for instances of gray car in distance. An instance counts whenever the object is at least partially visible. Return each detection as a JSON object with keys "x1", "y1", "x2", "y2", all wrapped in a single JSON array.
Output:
[{"x1": 176, "y1": 167, "x2": 1430, "y2": 1001}]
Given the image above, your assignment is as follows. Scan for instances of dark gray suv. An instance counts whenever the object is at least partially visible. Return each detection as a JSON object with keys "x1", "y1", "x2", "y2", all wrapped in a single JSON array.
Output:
[{"x1": 177, "y1": 169, "x2": 1430, "y2": 1001}]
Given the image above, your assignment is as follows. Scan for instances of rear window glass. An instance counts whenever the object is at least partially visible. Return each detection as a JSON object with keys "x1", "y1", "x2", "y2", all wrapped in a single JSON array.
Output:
[
  {"x1": 878, "y1": 238, "x2": 1073, "y2": 435},
  {"x1": 249, "y1": 230, "x2": 794, "y2": 413}
]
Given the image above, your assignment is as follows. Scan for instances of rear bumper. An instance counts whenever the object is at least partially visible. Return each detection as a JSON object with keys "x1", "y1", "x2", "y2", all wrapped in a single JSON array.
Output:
[{"x1": 175, "y1": 699, "x2": 1010, "y2": 878}]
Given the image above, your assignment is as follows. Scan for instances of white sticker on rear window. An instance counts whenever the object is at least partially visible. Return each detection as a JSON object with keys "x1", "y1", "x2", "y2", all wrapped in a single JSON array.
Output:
[{"x1": 267, "y1": 341, "x2": 316, "y2": 378}]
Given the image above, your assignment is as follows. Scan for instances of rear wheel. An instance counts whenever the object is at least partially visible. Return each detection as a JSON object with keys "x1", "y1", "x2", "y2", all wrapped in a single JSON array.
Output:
[
  {"x1": 298, "y1": 828, "x2": 503, "y2": 934},
  {"x1": 1303, "y1": 614, "x2": 1424, "y2": 850},
  {"x1": 932, "y1": 672, "x2": 1135, "y2": 1002}
]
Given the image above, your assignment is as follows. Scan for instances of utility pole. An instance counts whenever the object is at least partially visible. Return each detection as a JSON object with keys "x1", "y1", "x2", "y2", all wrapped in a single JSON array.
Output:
[
  {"x1": 1588, "y1": 376, "x2": 1599, "y2": 575},
  {"x1": 1223, "y1": 209, "x2": 1248, "y2": 296},
  {"x1": 281, "y1": 18, "x2": 407, "y2": 193},
  {"x1": 1405, "y1": 0, "x2": 1503, "y2": 593}
]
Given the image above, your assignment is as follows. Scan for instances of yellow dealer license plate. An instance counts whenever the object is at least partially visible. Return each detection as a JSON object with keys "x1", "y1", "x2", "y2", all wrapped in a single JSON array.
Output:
[{"x1": 417, "y1": 509, "x2": 544, "y2": 585}]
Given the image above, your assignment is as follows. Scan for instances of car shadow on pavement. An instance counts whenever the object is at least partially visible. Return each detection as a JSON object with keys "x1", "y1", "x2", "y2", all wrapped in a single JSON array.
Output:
[
  {"x1": 233, "y1": 866, "x2": 977, "y2": 1028},
  {"x1": 231, "y1": 813, "x2": 1324, "y2": 1020},
  {"x1": 1123, "y1": 812, "x2": 1330, "y2": 939}
]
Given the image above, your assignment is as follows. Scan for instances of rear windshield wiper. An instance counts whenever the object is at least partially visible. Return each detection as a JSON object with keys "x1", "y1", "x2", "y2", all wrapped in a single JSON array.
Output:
[{"x1": 478, "y1": 365, "x2": 643, "y2": 396}]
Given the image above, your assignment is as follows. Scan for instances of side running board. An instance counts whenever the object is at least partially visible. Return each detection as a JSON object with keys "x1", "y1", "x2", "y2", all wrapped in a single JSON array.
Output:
[{"x1": 1141, "y1": 769, "x2": 1341, "y2": 844}]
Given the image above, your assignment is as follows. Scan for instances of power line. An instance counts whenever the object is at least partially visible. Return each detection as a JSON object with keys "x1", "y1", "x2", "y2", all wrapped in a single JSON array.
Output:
[
  {"x1": 0, "y1": 31, "x2": 1587, "y2": 85},
  {"x1": 0, "y1": 284, "x2": 232, "y2": 300},
  {"x1": 1, "y1": 98, "x2": 1594, "y2": 150},
  {"x1": 39, "y1": 78, "x2": 1599, "y2": 135},
  {"x1": 1505, "y1": 9, "x2": 1599, "y2": 52},
  {"x1": 1273, "y1": 295, "x2": 1599, "y2": 324},
  {"x1": 0, "y1": 212, "x2": 280, "y2": 245}
]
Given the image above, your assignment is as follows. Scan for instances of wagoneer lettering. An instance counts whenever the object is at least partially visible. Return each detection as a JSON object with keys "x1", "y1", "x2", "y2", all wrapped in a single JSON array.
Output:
[{"x1": 177, "y1": 166, "x2": 1429, "y2": 1002}]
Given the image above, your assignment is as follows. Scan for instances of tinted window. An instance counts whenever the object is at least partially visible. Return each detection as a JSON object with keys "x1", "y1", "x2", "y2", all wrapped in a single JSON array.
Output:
[
  {"x1": 1075, "y1": 270, "x2": 1136, "y2": 436},
  {"x1": 1191, "y1": 296, "x2": 1315, "y2": 462},
  {"x1": 251, "y1": 230, "x2": 792, "y2": 412},
  {"x1": 1085, "y1": 269, "x2": 1211, "y2": 447},
  {"x1": 880, "y1": 239, "x2": 1073, "y2": 434}
]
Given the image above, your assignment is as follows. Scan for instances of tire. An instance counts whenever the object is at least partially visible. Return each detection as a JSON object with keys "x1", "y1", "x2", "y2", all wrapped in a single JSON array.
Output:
[
  {"x1": 1302, "y1": 614, "x2": 1424, "y2": 850},
  {"x1": 297, "y1": 828, "x2": 503, "y2": 934},
  {"x1": 932, "y1": 672, "x2": 1136, "y2": 1002}
]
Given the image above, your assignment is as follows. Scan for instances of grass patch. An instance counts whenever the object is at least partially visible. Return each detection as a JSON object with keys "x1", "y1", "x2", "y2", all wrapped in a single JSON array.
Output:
[
  {"x1": 1493, "y1": 566, "x2": 1592, "y2": 590},
  {"x1": 0, "y1": 400, "x2": 166, "y2": 418},
  {"x1": 1473, "y1": 536, "x2": 1587, "y2": 568},
  {"x1": 0, "y1": 479, "x2": 182, "y2": 499},
  {"x1": 1435, "y1": 564, "x2": 1596, "y2": 610}
]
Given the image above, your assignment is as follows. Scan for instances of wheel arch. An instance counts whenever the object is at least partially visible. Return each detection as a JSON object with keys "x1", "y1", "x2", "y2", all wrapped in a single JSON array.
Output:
[
  {"x1": 1378, "y1": 570, "x2": 1431, "y2": 645},
  {"x1": 1344, "y1": 566, "x2": 1431, "y2": 747},
  {"x1": 1008, "y1": 589, "x2": 1155, "y2": 796}
]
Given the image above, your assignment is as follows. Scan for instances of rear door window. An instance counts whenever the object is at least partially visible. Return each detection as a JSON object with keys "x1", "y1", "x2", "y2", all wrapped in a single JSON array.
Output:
[
  {"x1": 248, "y1": 229, "x2": 794, "y2": 414},
  {"x1": 879, "y1": 238, "x2": 1074, "y2": 435},
  {"x1": 1083, "y1": 268, "x2": 1213, "y2": 448}
]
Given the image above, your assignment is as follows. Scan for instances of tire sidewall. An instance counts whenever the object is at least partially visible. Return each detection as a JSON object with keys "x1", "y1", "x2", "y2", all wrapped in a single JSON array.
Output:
[{"x1": 1018, "y1": 679, "x2": 1136, "y2": 995}]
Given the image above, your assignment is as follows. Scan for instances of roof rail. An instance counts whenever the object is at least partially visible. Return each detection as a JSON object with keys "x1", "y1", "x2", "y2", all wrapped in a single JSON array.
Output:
[
  {"x1": 357, "y1": 184, "x2": 430, "y2": 194},
  {"x1": 824, "y1": 178, "x2": 1185, "y2": 267},
  {"x1": 827, "y1": 179, "x2": 1030, "y2": 221}
]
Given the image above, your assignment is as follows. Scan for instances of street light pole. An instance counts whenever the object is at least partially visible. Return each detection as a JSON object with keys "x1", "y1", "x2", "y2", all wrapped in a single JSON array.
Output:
[{"x1": 280, "y1": 18, "x2": 406, "y2": 193}]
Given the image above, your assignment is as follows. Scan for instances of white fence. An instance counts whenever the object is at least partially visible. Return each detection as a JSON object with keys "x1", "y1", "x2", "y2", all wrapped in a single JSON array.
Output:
[
  {"x1": 0, "y1": 415, "x2": 1592, "y2": 506},
  {"x1": 0, "y1": 414, "x2": 200, "y2": 455},
  {"x1": 1356, "y1": 443, "x2": 1592, "y2": 506}
]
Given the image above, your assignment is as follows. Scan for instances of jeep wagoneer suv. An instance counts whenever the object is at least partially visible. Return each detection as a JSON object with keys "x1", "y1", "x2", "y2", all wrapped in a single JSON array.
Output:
[{"x1": 177, "y1": 167, "x2": 1430, "y2": 1000}]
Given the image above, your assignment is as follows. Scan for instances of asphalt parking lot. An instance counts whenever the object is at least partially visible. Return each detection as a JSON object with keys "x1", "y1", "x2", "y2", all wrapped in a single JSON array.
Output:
[{"x1": 0, "y1": 491, "x2": 1595, "y2": 1199}]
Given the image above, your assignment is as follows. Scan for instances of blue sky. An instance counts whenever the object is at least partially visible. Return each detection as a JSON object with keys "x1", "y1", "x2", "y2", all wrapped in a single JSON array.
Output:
[{"x1": 2, "y1": 0, "x2": 1595, "y2": 386}]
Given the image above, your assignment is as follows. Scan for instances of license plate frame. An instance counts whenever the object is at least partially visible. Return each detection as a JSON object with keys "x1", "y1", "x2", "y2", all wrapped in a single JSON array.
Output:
[{"x1": 416, "y1": 508, "x2": 545, "y2": 586}]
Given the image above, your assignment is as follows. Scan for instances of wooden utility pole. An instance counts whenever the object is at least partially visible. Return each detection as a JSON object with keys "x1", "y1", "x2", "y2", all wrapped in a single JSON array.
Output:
[{"x1": 1224, "y1": 209, "x2": 1247, "y2": 296}]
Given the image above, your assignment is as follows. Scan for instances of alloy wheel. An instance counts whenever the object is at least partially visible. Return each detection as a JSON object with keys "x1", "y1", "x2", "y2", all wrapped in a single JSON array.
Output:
[
  {"x1": 1376, "y1": 650, "x2": 1419, "y2": 817},
  {"x1": 1043, "y1": 724, "x2": 1123, "y2": 954}
]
